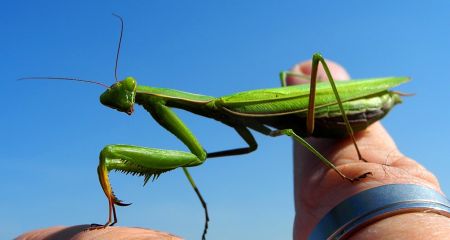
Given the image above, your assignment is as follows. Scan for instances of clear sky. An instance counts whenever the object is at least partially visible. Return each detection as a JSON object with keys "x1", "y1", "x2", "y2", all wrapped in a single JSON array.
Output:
[{"x1": 2, "y1": 1, "x2": 450, "y2": 239}]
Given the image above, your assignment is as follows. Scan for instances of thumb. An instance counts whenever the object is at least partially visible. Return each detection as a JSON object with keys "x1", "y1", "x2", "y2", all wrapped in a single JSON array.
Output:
[{"x1": 287, "y1": 59, "x2": 351, "y2": 85}]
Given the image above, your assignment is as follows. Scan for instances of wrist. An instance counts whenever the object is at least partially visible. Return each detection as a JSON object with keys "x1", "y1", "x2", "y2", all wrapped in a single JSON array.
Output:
[
  {"x1": 309, "y1": 184, "x2": 450, "y2": 239},
  {"x1": 350, "y1": 212, "x2": 450, "y2": 240}
]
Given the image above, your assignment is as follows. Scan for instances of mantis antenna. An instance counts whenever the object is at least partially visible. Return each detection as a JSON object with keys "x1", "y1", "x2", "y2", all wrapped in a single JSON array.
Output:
[
  {"x1": 112, "y1": 13, "x2": 124, "y2": 83},
  {"x1": 19, "y1": 14, "x2": 127, "y2": 88},
  {"x1": 18, "y1": 77, "x2": 110, "y2": 88}
]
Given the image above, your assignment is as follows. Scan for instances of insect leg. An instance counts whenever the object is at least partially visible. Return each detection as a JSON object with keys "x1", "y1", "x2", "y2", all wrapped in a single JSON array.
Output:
[
  {"x1": 183, "y1": 167, "x2": 209, "y2": 240},
  {"x1": 311, "y1": 53, "x2": 366, "y2": 161},
  {"x1": 147, "y1": 102, "x2": 211, "y2": 239},
  {"x1": 94, "y1": 102, "x2": 211, "y2": 239},
  {"x1": 279, "y1": 71, "x2": 312, "y2": 87},
  {"x1": 280, "y1": 72, "x2": 288, "y2": 87},
  {"x1": 207, "y1": 126, "x2": 257, "y2": 158},
  {"x1": 270, "y1": 129, "x2": 372, "y2": 182},
  {"x1": 95, "y1": 144, "x2": 202, "y2": 228}
]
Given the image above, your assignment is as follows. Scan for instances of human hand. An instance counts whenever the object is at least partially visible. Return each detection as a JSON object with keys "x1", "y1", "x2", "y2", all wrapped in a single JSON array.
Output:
[
  {"x1": 15, "y1": 225, "x2": 182, "y2": 240},
  {"x1": 289, "y1": 59, "x2": 449, "y2": 239}
]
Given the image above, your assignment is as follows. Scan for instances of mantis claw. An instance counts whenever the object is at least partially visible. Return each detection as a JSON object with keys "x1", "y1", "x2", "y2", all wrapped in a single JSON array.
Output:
[
  {"x1": 344, "y1": 171, "x2": 373, "y2": 183},
  {"x1": 87, "y1": 223, "x2": 108, "y2": 231},
  {"x1": 87, "y1": 218, "x2": 117, "y2": 230}
]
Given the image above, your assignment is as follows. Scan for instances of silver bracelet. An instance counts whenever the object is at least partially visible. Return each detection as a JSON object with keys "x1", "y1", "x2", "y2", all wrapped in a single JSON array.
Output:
[{"x1": 310, "y1": 184, "x2": 450, "y2": 240}]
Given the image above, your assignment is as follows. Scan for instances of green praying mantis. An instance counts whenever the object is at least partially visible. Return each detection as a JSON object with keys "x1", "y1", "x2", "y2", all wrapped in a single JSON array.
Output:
[{"x1": 22, "y1": 15, "x2": 409, "y2": 240}]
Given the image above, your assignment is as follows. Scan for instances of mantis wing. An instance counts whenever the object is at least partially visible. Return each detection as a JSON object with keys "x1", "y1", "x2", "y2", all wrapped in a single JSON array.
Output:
[{"x1": 217, "y1": 77, "x2": 409, "y2": 115}]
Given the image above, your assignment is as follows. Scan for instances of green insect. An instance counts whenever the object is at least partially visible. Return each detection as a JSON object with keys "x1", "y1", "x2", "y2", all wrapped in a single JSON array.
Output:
[{"x1": 22, "y1": 15, "x2": 409, "y2": 240}]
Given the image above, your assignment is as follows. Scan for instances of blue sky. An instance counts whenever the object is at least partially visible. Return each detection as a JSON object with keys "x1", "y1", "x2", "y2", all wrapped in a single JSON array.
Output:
[{"x1": 2, "y1": 1, "x2": 450, "y2": 239}]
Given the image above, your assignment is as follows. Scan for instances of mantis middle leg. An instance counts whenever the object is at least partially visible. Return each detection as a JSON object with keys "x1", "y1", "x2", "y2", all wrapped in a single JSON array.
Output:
[{"x1": 207, "y1": 126, "x2": 258, "y2": 158}]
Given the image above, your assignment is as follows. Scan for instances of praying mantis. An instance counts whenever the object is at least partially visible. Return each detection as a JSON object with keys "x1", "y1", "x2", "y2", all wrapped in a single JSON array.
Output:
[{"x1": 22, "y1": 15, "x2": 409, "y2": 240}]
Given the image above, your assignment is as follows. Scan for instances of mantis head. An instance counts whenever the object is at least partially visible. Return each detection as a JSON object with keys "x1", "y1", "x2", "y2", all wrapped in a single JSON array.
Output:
[{"x1": 100, "y1": 77, "x2": 137, "y2": 115}]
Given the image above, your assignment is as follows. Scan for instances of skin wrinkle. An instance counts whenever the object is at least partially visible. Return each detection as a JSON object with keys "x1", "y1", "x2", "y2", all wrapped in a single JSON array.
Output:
[{"x1": 380, "y1": 148, "x2": 399, "y2": 165}]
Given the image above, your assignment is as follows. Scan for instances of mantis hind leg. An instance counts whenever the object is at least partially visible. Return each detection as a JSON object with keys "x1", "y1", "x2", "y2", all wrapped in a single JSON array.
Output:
[
  {"x1": 311, "y1": 53, "x2": 366, "y2": 162},
  {"x1": 280, "y1": 54, "x2": 366, "y2": 162},
  {"x1": 269, "y1": 129, "x2": 372, "y2": 182}
]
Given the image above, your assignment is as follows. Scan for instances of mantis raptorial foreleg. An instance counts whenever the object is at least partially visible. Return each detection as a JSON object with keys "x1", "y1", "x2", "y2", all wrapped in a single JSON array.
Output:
[
  {"x1": 97, "y1": 145, "x2": 201, "y2": 224},
  {"x1": 97, "y1": 102, "x2": 210, "y2": 236}
]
